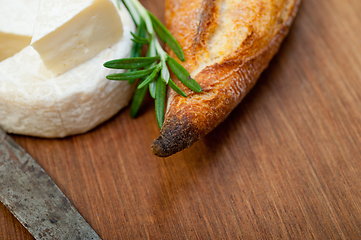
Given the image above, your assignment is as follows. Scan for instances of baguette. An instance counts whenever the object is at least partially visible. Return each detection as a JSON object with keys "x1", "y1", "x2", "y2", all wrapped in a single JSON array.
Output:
[{"x1": 152, "y1": 0, "x2": 301, "y2": 157}]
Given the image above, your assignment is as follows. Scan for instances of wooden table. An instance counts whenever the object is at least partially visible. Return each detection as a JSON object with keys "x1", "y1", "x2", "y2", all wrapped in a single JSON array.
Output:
[{"x1": 2, "y1": 0, "x2": 361, "y2": 239}]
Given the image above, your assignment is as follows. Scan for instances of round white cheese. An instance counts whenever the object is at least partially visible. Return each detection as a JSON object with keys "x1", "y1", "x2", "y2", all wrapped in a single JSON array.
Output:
[{"x1": 0, "y1": 4, "x2": 136, "y2": 138}]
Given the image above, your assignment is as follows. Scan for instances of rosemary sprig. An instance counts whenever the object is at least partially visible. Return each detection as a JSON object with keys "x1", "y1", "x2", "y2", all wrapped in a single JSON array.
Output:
[{"x1": 104, "y1": 0, "x2": 202, "y2": 129}]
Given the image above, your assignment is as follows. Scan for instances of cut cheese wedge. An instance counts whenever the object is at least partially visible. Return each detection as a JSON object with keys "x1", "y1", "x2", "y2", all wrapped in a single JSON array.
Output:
[
  {"x1": 0, "y1": 0, "x2": 39, "y2": 61},
  {"x1": 0, "y1": 33, "x2": 32, "y2": 62},
  {"x1": 31, "y1": 0, "x2": 123, "y2": 75},
  {"x1": 0, "y1": 4, "x2": 135, "y2": 138}
]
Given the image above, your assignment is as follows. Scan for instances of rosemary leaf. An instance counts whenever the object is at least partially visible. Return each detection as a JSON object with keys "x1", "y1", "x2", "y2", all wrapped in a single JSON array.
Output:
[
  {"x1": 137, "y1": 66, "x2": 161, "y2": 89},
  {"x1": 128, "y1": 75, "x2": 137, "y2": 84},
  {"x1": 161, "y1": 61, "x2": 170, "y2": 83},
  {"x1": 129, "y1": 20, "x2": 146, "y2": 76},
  {"x1": 168, "y1": 79, "x2": 187, "y2": 97},
  {"x1": 155, "y1": 75, "x2": 166, "y2": 129},
  {"x1": 104, "y1": 56, "x2": 159, "y2": 70},
  {"x1": 130, "y1": 19, "x2": 146, "y2": 58},
  {"x1": 131, "y1": 32, "x2": 150, "y2": 44},
  {"x1": 128, "y1": 19, "x2": 147, "y2": 84},
  {"x1": 130, "y1": 79, "x2": 148, "y2": 118},
  {"x1": 129, "y1": 45, "x2": 155, "y2": 117},
  {"x1": 149, "y1": 80, "x2": 156, "y2": 99},
  {"x1": 167, "y1": 56, "x2": 202, "y2": 92},
  {"x1": 131, "y1": 38, "x2": 149, "y2": 45},
  {"x1": 148, "y1": 11, "x2": 185, "y2": 62},
  {"x1": 106, "y1": 66, "x2": 157, "y2": 80}
]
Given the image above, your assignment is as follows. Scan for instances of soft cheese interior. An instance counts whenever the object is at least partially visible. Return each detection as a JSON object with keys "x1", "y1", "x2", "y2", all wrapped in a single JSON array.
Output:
[
  {"x1": 0, "y1": 0, "x2": 136, "y2": 138},
  {"x1": 31, "y1": 0, "x2": 124, "y2": 75}
]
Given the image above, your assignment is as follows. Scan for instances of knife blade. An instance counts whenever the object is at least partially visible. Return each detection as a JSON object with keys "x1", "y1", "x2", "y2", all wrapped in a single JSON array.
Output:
[{"x1": 0, "y1": 128, "x2": 101, "y2": 240}]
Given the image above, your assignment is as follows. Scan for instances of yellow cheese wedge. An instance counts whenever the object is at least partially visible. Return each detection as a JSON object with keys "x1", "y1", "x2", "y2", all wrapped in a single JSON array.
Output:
[{"x1": 0, "y1": 33, "x2": 31, "y2": 62}]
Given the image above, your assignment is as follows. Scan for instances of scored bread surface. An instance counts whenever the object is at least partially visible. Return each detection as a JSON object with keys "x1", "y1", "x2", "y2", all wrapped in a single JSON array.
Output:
[{"x1": 152, "y1": 0, "x2": 301, "y2": 157}]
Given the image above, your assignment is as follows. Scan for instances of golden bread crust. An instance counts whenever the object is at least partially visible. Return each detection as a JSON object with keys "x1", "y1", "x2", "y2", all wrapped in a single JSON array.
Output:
[{"x1": 152, "y1": 0, "x2": 301, "y2": 157}]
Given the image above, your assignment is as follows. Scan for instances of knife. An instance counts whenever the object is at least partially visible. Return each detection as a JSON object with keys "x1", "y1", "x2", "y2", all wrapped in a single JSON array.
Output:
[{"x1": 0, "y1": 128, "x2": 101, "y2": 240}]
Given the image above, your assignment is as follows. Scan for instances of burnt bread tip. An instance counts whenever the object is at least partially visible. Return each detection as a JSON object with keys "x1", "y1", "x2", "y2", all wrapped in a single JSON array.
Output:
[
  {"x1": 152, "y1": 115, "x2": 202, "y2": 157},
  {"x1": 152, "y1": 0, "x2": 301, "y2": 157}
]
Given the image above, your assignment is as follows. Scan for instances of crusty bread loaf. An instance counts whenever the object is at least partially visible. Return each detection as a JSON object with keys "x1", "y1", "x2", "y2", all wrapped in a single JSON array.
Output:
[{"x1": 152, "y1": 0, "x2": 301, "y2": 157}]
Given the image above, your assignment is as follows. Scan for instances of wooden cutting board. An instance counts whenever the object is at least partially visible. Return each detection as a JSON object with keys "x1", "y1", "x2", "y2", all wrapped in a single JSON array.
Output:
[{"x1": 2, "y1": 0, "x2": 361, "y2": 239}]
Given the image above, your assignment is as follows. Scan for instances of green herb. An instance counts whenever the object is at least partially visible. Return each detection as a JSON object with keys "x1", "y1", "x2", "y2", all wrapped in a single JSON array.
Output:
[
  {"x1": 148, "y1": 12, "x2": 185, "y2": 61},
  {"x1": 155, "y1": 75, "x2": 166, "y2": 129},
  {"x1": 149, "y1": 80, "x2": 156, "y2": 99},
  {"x1": 137, "y1": 65, "x2": 161, "y2": 89},
  {"x1": 104, "y1": 0, "x2": 202, "y2": 129},
  {"x1": 104, "y1": 56, "x2": 159, "y2": 70},
  {"x1": 130, "y1": 80, "x2": 148, "y2": 118},
  {"x1": 128, "y1": 18, "x2": 147, "y2": 85},
  {"x1": 168, "y1": 79, "x2": 187, "y2": 97},
  {"x1": 106, "y1": 65, "x2": 158, "y2": 80},
  {"x1": 130, "y1": 32, "x2": 150, "y2": 44},
  {"x1": 167, "y1": 57, "x2": 202, "y2": 93}
]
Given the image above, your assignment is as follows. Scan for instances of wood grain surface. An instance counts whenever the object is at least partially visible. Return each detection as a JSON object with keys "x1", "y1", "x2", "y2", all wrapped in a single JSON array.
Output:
[{"x1": 1, "y1": 0, "x2": 361, "y2": 239}]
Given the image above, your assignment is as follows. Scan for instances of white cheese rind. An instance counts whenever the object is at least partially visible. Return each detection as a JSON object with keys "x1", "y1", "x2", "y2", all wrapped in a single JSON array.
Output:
[
  {"x1": 31, "y1": 0, "x2": 123, "y2": 75},
  {"x1": 0, "y1": 5, "x2": 135, "y2": 138}
]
